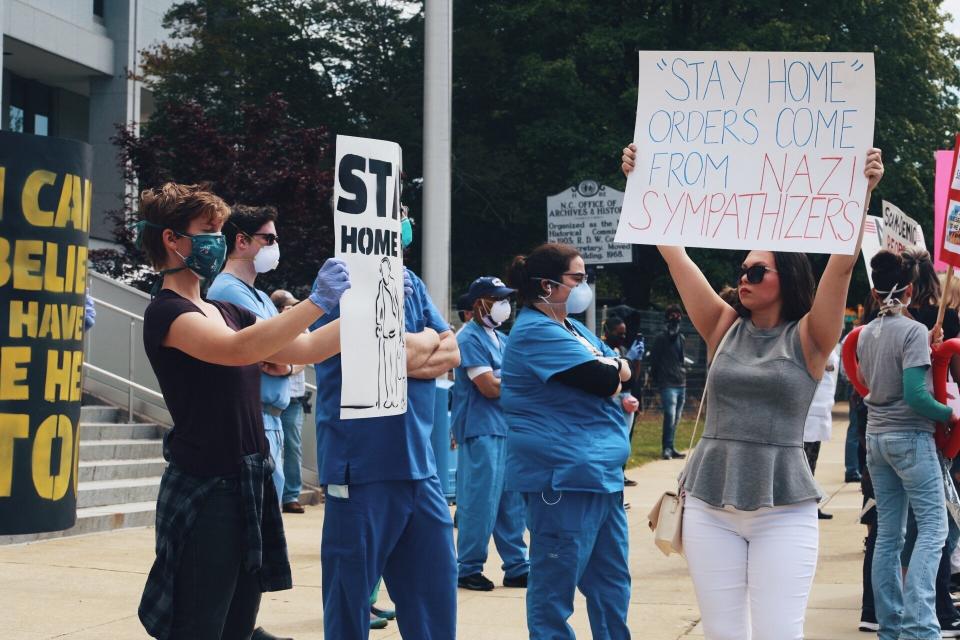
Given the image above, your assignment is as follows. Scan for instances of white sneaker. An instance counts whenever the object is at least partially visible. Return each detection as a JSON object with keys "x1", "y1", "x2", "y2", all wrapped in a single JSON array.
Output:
[{"x1": 858, "y1": 619, "x2": 879, "y2": 632}]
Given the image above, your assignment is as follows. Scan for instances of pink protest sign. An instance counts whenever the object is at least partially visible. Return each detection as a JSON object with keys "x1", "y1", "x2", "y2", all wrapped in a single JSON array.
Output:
[{"x1": 935, "y1": 149, "x2": 953, "y2": 270}]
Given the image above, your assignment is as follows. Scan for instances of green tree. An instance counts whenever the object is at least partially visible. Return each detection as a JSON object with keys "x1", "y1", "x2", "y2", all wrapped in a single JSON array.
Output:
[
  {"x1": 101, "y1": 0, "x2": 424, "y2": 293},
  {"x1": 451, "y1": 0, "x2": 960, "y2": 308}
]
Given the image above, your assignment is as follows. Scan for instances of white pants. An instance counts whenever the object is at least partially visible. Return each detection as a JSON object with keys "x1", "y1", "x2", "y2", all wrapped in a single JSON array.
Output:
[{"x1": 683, "y1": 496, "x2": 819, "y2": 640}]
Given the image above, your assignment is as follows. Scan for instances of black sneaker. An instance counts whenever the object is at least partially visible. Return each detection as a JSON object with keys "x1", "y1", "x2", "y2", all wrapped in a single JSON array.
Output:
[
  {"x1": 669, "y1": 449, "x2": 687, "y2": 459},
  {"x1": 252, "y1": 628, "x2": 293, "y2": 640},
  {"x1": 845, "y1": 471, "x2": 863, "y2": 483},
  {"x1": 940, "y1": 618, "x2": 960, "y2": 637},
  {"x1": 623, "y1": 477, "x2": 638, "y2": 487},
  {"x1": 818, "y1": 509, "x2": 834, "y2": 520},
  {"x1": 662, "y1": 451, "x2": 673, "y2": 460},
  {"x1": 458, "y1": 573, "x2": 495, "y2": 591},
  {"x1": 503, "y1": 573, "x2": 528, "y2": 588},
  {"x1": 858, "y1": 618, "x2": 879, "y2": 632}
]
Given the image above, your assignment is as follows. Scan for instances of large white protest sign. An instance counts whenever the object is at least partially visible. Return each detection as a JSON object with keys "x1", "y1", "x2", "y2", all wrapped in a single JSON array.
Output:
[
  {"x1": 334, "y1": 135, "x2": 407, "y2": 419},
  {"x1": 616, "y1": 51, "x2": 875, "y2": 254},
  {"x1": 547, "y1": 180, "x2": 631, "y2": 264},
  {"x1": 881, "y1": 200, "x2": 925, "y2": 254}
]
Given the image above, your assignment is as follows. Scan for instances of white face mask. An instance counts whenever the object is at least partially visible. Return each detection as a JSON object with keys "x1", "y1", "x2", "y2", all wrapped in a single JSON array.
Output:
[
  {"x1": 253, "y1": 242, "x2": 280, "y2": 273},
  {"x1": 482, "y1": 299, "x2": 512, "y2": 328},
  {"x1": 565, "y1": 281, "x2": 593, "y2": 314}
]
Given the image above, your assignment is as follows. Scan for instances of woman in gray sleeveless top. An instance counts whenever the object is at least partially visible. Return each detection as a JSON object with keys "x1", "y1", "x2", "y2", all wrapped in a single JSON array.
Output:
[{"x1": 623, "y1": 144, "x2": 885, "y2": 639}]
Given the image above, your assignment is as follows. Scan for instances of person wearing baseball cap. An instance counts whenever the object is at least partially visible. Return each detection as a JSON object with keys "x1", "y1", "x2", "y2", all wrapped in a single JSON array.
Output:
[{"x1": 452, "y1": 276, "x2": 530, "y2": 591}]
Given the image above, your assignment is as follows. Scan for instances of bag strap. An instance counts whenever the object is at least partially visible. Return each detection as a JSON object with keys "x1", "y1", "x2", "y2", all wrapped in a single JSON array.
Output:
[{"x1": 677, "y1": 317, "x2": 741, "y2": 486}]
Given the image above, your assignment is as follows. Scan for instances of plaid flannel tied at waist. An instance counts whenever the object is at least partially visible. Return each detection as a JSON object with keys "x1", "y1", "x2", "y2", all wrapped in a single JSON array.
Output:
[{"x1": 138, "y1": 449, "x2": 292, "y2": 639}]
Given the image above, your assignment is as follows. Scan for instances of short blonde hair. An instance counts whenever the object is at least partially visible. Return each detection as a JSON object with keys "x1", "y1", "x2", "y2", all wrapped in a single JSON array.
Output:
[{"x1": 139, "y1": 183, "x2": 231, "y2": 268}]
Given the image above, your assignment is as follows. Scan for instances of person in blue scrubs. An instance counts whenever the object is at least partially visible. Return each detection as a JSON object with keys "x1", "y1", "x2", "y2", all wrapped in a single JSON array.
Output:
[
  {"x1": 207, "y1": 204, "x2": 290, "y2": 501},
  {"x1": 501, "y1": 242, "x2": 633, "y2": 640},
  {"x1": 312, "y1": 207, "x2": 461, "y2": 640},
  {"x1": 452, "y1": 276, "x2": 529, "y2": 591}
]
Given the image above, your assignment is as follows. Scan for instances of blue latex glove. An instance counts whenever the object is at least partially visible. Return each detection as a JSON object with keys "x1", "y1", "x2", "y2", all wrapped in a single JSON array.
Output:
[
  {"x1": 83, "y1": 293, "x2": 96, "y2": 330},
  {"x1": 625, "y1": 338, "x2": 644, "y2": 361},
  {"x1": 403, "y1": 267, "x2": 414, "y2": 299},
  {"x1": 309, "y1": 258, "x2": 351, "y2": 312}
]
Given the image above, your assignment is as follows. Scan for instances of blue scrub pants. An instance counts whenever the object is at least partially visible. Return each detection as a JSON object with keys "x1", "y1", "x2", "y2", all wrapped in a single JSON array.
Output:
[
  {"x1": 524, "y1": 490, "x2": 631, "y2": 640},
  {"x1": 456, "y1": 435, "x2": 529, "y2": 579},
  {"x1": 321, "y1": 475, "x2": 457, "y2": 640}
]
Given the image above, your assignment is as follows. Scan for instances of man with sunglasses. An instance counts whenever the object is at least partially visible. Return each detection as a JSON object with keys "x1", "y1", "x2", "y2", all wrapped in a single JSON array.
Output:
[
  {"x1": 208, "y1": 204, "x2": 291, "y2": 504},
  {"x1": 648, "y1": 304, "x2": 688, "y2": 459}
]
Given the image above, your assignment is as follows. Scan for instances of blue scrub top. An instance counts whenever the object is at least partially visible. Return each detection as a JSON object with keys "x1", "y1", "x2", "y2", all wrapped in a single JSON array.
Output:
[
  {"x1": 501, "y1": 308, "x2": 630, "y2": 494},
  {"x1": 451, "y1": 321, "x2": 508, "y2": 442},
  {"x1": 312, "y1": 269, "x2": 450, "y2": 485},
  {"x1": 207, "y1": 272, "x2": 290, "y2": 432}
]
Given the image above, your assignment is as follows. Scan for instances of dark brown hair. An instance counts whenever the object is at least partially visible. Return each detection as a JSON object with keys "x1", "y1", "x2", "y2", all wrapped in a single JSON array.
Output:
[
  {"x1": 139, "y1": 183, "x2": 230, "y2": 268},
  {"x1": 772, "y1": 252, "x2": 816, "y2": 321},
  {"x1": 223, "y1": 204, "x2": 279, "y2": 256},
  {"x1": 870, "y1": 249, "x2": 918, "y2": 297},
  {"x1": 506, "y1": 242, "x2": 581, "y2": 307},
  {"x1": 902, "y1": 247, "x2": 939, "y2": 308}
]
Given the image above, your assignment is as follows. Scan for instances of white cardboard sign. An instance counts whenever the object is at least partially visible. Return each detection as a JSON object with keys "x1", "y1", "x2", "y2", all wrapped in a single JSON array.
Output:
[
  {"x1": 881, "y1": 200, "x2": 925, "y2": 254},
  {"x1": 616, "y1": 51, "x2": 876, "y2": 254},
  {"x1": 334, "y1": 135, "x2": 407, "y2": 419},
  {"x1": 861, "y1": 215, "x2": 883, "y2": 288}
]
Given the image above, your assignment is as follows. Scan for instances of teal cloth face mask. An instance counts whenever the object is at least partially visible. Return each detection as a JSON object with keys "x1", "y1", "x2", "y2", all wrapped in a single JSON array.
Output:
[
  {"x1": 135, "y1": 220, "x2": 226, "y2": 283},
  {"x1": 401, "y1": 218, "x2": 414, "y2": 248}
]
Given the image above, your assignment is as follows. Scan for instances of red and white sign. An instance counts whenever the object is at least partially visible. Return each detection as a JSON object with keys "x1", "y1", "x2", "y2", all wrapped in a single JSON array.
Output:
[{"x1": 938, "y1": 135, "x2": 960, "y2": 269}]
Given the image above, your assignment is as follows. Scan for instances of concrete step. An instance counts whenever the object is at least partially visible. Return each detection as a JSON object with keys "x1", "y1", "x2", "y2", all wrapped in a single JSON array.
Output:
[
  {"x1": 79, "y1": 422, "x2": 162, "y2": 440},
  {"x1": 79, "y1": 405, "x2": 122, "y2": 423},
  {"x1": 0, "y1": 501, "x2": 156, "y2": 545},
  {"x1": 77, "y1": 477, "x2": 162, "y2": 508},
  {"x1": 79, "y1": 458, "x2": 167, "y2": 482},
  {"x1": 79, "y1": 439, "x2": 163, "y2": 462}
]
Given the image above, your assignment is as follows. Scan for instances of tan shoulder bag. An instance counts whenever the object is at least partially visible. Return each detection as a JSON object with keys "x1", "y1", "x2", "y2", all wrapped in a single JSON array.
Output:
[{"x1": 647, "y1": 318, "x2": 740, "y2": 556}]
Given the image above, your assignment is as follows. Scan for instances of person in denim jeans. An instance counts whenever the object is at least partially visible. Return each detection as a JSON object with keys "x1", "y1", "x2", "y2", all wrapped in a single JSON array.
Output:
[
  {"x1": 857, "y1": 250, "x2": 956, "y2": 640},
  {"x1": 648, "y1": 305, "x2": 687, "y2": 460}
]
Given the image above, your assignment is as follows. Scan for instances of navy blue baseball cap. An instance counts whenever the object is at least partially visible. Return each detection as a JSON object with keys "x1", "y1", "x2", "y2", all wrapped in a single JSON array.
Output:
[{"x1": 466, "y1": 276, "x2": 515, "y2": 303}]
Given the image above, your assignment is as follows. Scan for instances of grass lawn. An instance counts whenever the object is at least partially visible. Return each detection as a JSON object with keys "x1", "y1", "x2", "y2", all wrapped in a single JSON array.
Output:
[{"x1": 626, "y1": 414, "x2": 701, "y2": 468}]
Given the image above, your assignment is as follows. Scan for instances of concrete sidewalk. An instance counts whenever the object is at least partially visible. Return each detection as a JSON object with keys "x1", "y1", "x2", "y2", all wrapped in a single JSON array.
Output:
[{"x1": 0, "y1": 414, "x2": 868, "y2": 639}]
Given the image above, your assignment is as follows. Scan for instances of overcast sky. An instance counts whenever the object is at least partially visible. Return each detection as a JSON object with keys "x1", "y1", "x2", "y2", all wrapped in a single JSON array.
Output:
[{"x1": 945, "y1": 0, "x2": 960, "y2": 35}]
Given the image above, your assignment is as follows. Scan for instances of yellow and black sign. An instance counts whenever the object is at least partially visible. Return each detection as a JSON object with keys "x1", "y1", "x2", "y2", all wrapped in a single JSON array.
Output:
[{"x1": 0, "y1": 131, "x2": 92, "y2": 534}]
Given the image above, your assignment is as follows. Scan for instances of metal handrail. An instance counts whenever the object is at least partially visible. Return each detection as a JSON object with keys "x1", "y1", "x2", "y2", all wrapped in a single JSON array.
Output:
[
  {"x1": 89, "y1": 296, "x2": 144, "y2": 322},
  {"x1": 82, "y1": 363, "x2": 164, "y2": 399},
  {"x1": 86, "y1": 296, "x2": 150, "y2": 420}
]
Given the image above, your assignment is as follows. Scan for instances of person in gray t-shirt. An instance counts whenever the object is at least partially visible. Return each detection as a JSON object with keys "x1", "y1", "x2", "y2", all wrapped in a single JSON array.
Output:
[
  {"x1": 858, "y1": 249, "x2": 955, "y2": 640},
  {"x1": 858, "y1": 313, "x2": 934, "y2": 433}
]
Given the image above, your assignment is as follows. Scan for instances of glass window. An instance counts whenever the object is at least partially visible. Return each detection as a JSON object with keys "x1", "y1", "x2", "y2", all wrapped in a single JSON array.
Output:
[
  {"x1": 34, "y1": 114, "x2": 48, "y2": 136},
  {"x1": 8, "y1": 106, "x2": 23, "y2": 133}
]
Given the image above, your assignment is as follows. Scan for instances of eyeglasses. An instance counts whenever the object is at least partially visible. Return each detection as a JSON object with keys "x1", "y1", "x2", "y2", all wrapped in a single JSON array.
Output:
[
  {"x1": 562, "y1": 272, "x2": 590, "y2": 285},
  {"x1": 738, "y1": 264, "x2": 778, "y2": 284},
  {"x1": 249, "y1": 232, "x2": 279, "y2": 245}
]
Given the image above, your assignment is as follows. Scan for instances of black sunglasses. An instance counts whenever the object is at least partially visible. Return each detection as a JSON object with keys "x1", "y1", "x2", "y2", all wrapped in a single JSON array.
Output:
[
  {"x1": 249, "y1": 232, "x2": 279, "y2": 245},
  {"x1": 738, "y1": 264, "x2": 778, "y2": 284}
]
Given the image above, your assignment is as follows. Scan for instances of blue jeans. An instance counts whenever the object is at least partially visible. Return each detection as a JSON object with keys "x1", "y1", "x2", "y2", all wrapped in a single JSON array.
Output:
[
  {"x1": 660, "y1": 387, "x2": 685, "y2": 453},
  {"x1": 280, "y1": 399, "x2": 304, "y2": 503},
  {"x1": 867, "y1": 431, "x2": 947, "y2": 640}
]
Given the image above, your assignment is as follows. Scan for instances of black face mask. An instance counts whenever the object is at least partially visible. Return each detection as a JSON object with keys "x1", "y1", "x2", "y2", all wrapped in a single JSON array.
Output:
[
  {"x1": 666, "y1": 320, "x2": 680, "y2": 335},
  {"x1": 607, "y1": 334, "x2": 626, "y2": 349}
]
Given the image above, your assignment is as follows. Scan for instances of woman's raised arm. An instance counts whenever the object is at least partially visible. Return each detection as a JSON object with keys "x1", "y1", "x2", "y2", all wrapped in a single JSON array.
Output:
[{"x1": 801, "y1": 148, "x2": 883, "y2": 375}]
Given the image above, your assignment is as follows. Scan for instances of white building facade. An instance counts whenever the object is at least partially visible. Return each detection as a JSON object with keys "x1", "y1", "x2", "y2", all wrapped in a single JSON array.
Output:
[{"x1": 0, "y1": 0, "x2": 175, "y2": 245}]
